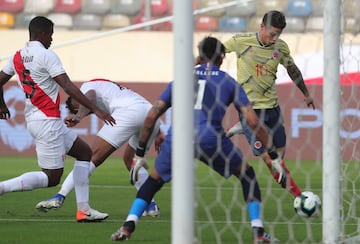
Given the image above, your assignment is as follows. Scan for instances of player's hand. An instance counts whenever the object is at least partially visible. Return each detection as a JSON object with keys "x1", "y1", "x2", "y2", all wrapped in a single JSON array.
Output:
[
  {"x1": 268, "y1": 150, "x2": 287, "y2": 187},
  {"x1": 0, "y1": 105, "x2": 10, "y2": 120},
  {"x1": 304, "y1": 96, "x2": 315, "y2": 109},
  {"x1": 154, "y1": 131, "x2": 165, "y2": 153},
  {"x1": 226, "y1": 121, "x2": 244, "y2": 138},
  {"x1": 130, "y1": 155, "x2": 149, "y2": 185},
  {"x1": 64, "y1": 114, "x2": 80, "y2": 127},
  {"x1": 93, "y1": 109, "x2": 116, "y2": 126}
]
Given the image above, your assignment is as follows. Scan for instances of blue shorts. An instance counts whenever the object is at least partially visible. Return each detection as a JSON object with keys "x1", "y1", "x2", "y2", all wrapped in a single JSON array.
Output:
[
  {"x1": 238, "y1": 106, "x2": 286, "y2": 156},
  {"x1": 155, "y1": 129, "x2": 243, "y2": 182}
]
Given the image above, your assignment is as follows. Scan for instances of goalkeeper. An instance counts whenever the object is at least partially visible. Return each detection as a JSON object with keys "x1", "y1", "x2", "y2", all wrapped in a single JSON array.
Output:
[
  {"x1": 110, "y1": 36, "x2": 283, "y2": 243},
  {"x1": 36, "y1": 78, "x2": 163, "y2": 217},
  {"x1": 224, "y1": 10, "x2": 315, "y2": 197}
]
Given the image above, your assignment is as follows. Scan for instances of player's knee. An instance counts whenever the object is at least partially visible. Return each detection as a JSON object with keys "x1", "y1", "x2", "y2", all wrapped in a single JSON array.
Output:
[
  {"x1": 47, "y1": 175, "x2": 62, "y2": 187},
  {"x1": 69, "y1": 137, "x2": 92, "y2": 161},
  {"x1": 43, "y1": 168, "x2": 63, "y2": 187},
  {"x1": 48, "y1": 179, "x2": 61, "y2": 187}
]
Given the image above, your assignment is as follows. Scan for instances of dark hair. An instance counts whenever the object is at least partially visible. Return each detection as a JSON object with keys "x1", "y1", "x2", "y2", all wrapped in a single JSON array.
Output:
[
  {"x1": 65, "y1": 97, "x2": 78, "y2": 114},
  {"x1": 262, "y1": 10, "x2": 286, "y2": 29},
  {"x1": 198, "y1": 36, "x2": 225, "y2": 64},
  {"x1": 28, "y1": 16, "x2": 54, "y2": 35}
]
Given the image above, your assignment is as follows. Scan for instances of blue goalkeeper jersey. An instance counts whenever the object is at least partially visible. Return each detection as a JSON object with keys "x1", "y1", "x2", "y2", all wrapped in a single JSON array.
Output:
[
  {"x1": 159, "y1": 63, "x2": 250, "y2": 134},
  {"x1": 155, "y1": 63, "x2": 251, "y2": 181}
]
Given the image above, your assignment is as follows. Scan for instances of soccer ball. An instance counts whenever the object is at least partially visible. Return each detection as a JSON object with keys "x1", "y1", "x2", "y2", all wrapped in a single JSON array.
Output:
[{"x1": 293, "y1": 191, "x2": 321, "y2": 217}]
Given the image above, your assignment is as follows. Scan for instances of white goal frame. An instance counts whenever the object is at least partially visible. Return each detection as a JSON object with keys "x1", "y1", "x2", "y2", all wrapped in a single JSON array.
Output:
[
  {"x1": 322, "y1": 0, "x2": 341, "y2": 243},
  {"x1": 173, "y1": 0, "x2": 342, "y2": 243},
  {"x1": 172, "y1": 1, "x2": 194, "y2": 244}
]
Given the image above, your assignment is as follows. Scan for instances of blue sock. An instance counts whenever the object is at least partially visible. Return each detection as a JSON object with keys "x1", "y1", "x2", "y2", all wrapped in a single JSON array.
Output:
[
  {"x1": 247, "y1": 201, "x2": 260, "y2": 221},
  {"x1": 129, "y1": 198, "x2": 148, "y2": 217},
  {"x1": 53, "y1": 193, "x2": 65, "y2": 199}
]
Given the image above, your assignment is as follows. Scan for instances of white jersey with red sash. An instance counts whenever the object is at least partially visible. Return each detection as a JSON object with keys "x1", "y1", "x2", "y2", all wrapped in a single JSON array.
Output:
[
  {"x1": 2, "y1": 41, "x2": 65, "y2": 121},
  {"x1": 80, "y1": 79, "x2": 149, "y2": 114}
]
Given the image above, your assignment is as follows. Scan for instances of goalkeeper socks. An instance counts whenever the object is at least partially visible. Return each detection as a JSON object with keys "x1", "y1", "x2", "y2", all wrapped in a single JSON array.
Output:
[
  {"x1": 240, "y1": 166, "x2": 261, "y2": 202},
  {"x1": 127, "y1": 198, "x2": 148, "y2": 221},
  {"x1": 247, "y1": 201, "x2": 263, "y2": 226},
  {"x1": 126, "y1": 176, "x2": 164, "y2": 221},
  {"x1": 136, "y1": 176, "x2": 164, "y2": 203}
]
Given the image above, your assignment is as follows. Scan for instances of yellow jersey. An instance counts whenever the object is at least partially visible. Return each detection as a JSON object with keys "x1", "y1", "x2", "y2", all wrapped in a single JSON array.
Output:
[{"x1": 224, "y1": 33, "x2": 294, "y2": 109}]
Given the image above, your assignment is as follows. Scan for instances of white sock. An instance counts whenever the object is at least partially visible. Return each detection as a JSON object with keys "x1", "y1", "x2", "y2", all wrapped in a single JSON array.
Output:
[
  {"x1": 126, "y1": 214, "x2": 139, "y2": 223},
  {"x1": 251, "y1": 219, "x2": 263, "y2": 228},
  {"x1": 0, "y1": 171, "x2": 48, "y2": 193},
  {"x1": 73, "y1": 160, "x2": 90, "y2": 211},
  {"x1": 59, "y1": 162, "x2": 96, "y2": 197}
]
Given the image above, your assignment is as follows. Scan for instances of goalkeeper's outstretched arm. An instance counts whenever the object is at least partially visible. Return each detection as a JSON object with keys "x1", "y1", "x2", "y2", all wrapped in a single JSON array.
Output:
[
  {"x1": 136, "y1": 99, "x2": 170, "y2": 157},
  {"x1": 131, "y1": 99, "x2": 170, "y2": 184}
]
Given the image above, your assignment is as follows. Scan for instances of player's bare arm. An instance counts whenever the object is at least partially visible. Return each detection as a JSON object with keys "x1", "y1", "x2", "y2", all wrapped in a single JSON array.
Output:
[
  {"x1": 75, "y1": 89, "x2": 96, "y2": 119},
  {"x1": 139, "y1": 100, "x2": 168, "y2": 146},
  {"x1": 53, "y1": 73, "x2": 116, "y2": 125},
  {"x1": 64, "y1": 90, "x2": 97, "y2": 127},
  {"x1": 64, "y1": 114, "x2": 81, "y2": 127},
  {"x1": 287, "y1": 64, "x2": 315, "y2": 109},
  {"x1": 0, "y1": 71, "x2": 12, "y2": 119},
  {"x1": 0, "y1": 71, "x2": 11, "y2": 86},
  {"x1": 131, "y1": 100, "x2": 169, "y2": 184}
]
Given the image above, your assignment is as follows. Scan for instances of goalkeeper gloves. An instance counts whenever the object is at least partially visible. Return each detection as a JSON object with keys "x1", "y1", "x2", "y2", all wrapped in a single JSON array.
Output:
[
  {"x1": 267, "y1": 149, "x2": 287, "y2": 188},
  {"x1": 130, "y1": 142, "x2": 148, "y2": 185},
  {"x1": 130, "y1": 155, "x2": 149, "y2": 185}
]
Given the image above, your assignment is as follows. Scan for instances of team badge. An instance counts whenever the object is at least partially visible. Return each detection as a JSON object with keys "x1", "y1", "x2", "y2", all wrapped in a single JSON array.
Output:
[
  {"x1": 254, "y1": 140, "x2": 262, "y2": 149},
  {"x1": 272, "y1": 50, "x2": 280, "y2": 60}
]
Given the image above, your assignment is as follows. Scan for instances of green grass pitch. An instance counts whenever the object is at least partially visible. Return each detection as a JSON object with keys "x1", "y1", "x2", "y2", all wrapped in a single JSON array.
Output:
[{"x1": 0, "y1": 156, "x2": 323, "y2": 243}]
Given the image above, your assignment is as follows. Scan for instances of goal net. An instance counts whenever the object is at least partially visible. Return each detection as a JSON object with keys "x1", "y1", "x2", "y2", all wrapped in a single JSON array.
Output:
[
  {"x1": 0, "y1": 0, "x2": 359, "y2": 243},
  {"x1": 188, "y1": 1, "x2": 360, "y2": 243}
]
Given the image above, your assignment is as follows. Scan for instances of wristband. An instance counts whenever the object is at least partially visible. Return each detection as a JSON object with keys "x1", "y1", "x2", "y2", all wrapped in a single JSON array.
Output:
[
  {"x1": 136, "y1": 142, "x2": 146, "y2": 157},
  {"x1": 267, "y1": 146, "x2": 278, "y2": 160}
]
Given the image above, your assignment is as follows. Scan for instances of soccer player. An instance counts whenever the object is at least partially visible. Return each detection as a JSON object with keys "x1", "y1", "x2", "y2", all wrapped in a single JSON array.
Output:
[
  {"x1": 110, "y1": 36, "x2": 283, "y2": 243},
  {"x1": 224, "y1": 10, "x2": 315, "y2": 197},
  {"x1": 0, "y1": 16, "x2": 116, "y2": 222},
  {"x1": 36, "y1": 78, "x2": 161, "y2": 217}
]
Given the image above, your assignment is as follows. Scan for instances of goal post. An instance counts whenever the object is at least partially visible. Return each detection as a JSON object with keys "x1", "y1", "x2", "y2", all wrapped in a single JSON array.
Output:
[
  {"x1": 172, "y1": 1, "x2": 194, "y2": 244},
  {"x1": 323, "y1": 0, "x2": 341, "y2": 243}
]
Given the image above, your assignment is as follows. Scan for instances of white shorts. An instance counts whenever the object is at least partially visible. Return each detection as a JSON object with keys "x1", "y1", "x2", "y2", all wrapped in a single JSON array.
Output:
[
  {"x1": 98, "y1": 102, "x2": 160, "y2": 151},
  {"x1": 27, "y1": 119, "x2": 77, "y2": 169}
]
